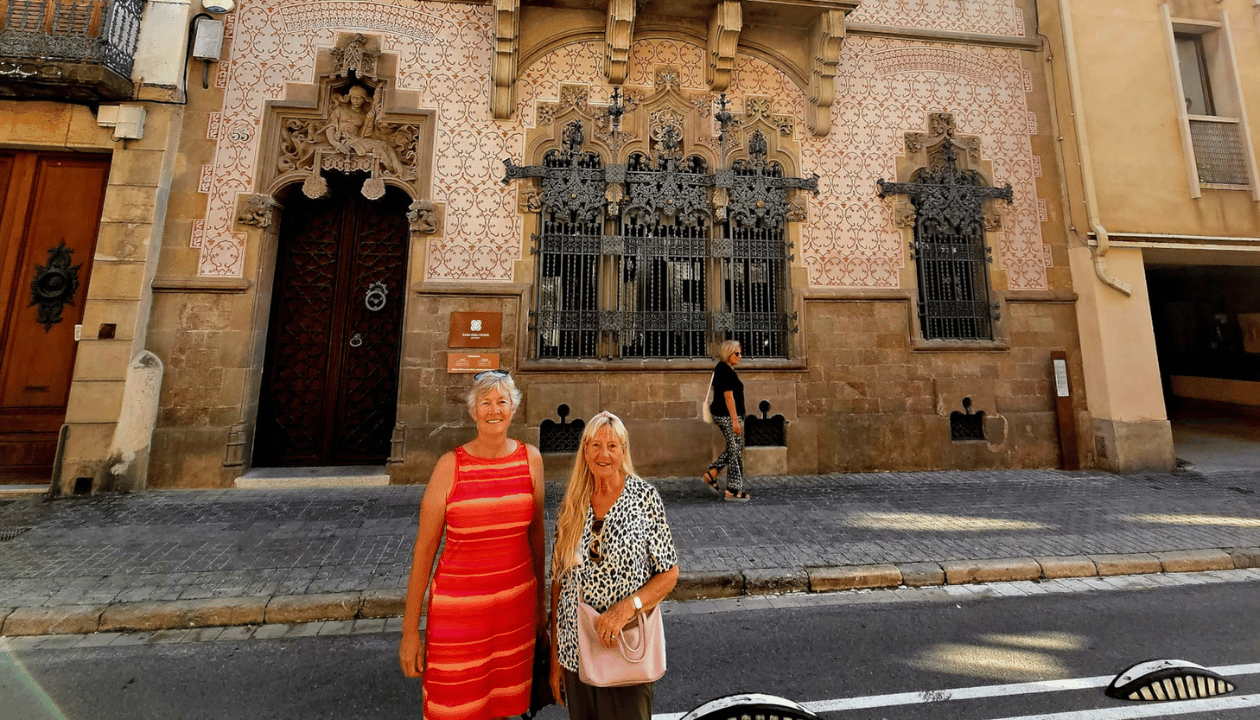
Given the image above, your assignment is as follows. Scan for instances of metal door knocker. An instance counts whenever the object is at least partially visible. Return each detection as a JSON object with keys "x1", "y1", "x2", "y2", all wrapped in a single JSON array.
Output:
[
  {"x1": 29, "y1": 240, "x2": 82, "y2": 332},
  {"x1": 349, "y1": 333, "x2": 363, "y2": 348},
  {"x1": 364, "y1": 281, "x2": 387, "y2": 312}
]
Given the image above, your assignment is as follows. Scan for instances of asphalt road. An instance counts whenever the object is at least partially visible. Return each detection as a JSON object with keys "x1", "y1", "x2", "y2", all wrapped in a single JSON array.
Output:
[{"x1": 5, "y1": 578, "x2": 1259, "y2": 720}]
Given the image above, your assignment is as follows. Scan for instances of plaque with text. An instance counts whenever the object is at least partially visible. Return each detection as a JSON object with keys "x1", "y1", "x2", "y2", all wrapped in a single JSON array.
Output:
[
  {"x1": 448, "y1": 352, "x2": 500, "y2": 374},
  {"x1": 449, "y1": 312, "x2": 502, "y2": 348}
]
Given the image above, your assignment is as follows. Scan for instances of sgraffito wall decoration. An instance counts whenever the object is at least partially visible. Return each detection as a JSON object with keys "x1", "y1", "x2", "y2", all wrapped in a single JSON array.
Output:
[
  {"x1": 194, "y1": 0, "x2": 1045, "y2": 290},
  {"x1": 848, "y1": 0, "x2": 1025, "y2": 38},
  {"x1": 517, "y1": 36, "x2": 1046, "y2": 290},
  {"x1": 195, "y1": 0, "x2": 521, "y2": 279}
]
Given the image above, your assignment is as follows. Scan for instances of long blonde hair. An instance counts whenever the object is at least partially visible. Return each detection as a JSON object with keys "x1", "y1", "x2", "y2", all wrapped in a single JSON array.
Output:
[{"x1": 551, "y1": 412, "x2": 638, "y2": 580}]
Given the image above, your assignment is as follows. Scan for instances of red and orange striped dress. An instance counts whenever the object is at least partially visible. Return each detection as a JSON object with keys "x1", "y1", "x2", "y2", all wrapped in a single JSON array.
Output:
[{"x1": 424, "y1": 442, "x2": 538, "y2": 720}]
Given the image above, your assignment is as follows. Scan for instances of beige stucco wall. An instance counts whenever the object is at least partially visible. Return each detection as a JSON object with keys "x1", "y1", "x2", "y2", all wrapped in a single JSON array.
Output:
[
  {"x1": 1039, "y1": 0, "x2": 1260, "y2": 472},
  {"x1": 1060, "y1": 0, "x2": 1260, "y2": 236}
]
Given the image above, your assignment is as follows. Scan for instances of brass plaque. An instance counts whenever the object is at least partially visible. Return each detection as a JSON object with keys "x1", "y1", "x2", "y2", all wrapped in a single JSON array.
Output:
[
  {"x1": 448, "y1": 311, "x2": 502, "y2": 348},
  {"x1": 447, "y1": 352, "x2": 500, "y2": 374}
]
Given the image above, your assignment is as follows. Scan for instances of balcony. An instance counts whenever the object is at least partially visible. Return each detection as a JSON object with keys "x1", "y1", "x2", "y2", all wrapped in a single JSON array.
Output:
[{"x1": 0, "y1": 0, "x2": 143, "y2": 103}]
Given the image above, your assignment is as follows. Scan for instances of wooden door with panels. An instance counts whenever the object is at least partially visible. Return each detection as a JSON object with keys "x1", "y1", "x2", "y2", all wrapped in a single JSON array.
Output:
[
  {"x1": 254, "y1": 172, "x2": 410, "y2": 467},
  {"x1": 0, "y1": 151, "x2": 110, "y2": 483}
]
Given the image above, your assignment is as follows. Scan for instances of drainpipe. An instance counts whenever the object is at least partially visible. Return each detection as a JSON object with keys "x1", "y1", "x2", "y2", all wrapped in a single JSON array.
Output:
[{"x1": 1056, "y1": 0, "x2": 1132, "y2": 296}]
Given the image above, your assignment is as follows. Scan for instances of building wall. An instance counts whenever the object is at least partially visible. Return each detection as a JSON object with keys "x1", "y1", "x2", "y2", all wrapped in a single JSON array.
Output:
[
  {"x1": 145, "y1": 0, "x2": 1090, "y2": 487},
  {"x1": 1040, "y1": 0, "x2": 1260, "y2": 472},
  {"x1": 1, "y1": 99, "x2": 183, "y2": 493}
]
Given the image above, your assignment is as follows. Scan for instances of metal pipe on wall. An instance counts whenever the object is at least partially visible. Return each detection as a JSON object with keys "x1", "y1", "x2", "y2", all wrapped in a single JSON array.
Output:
[{"x1": 1055, "y1": 0, "x2": 1134, "y2": 296}]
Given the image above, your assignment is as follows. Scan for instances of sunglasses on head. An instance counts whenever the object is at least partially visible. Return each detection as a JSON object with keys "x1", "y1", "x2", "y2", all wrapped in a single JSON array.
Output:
[
  {"x1": 588, "y1": 519, "x2": 605, "y2": 563},
  {"x1": 474, "y1": 369, "x2": 510, "y2": 381}
]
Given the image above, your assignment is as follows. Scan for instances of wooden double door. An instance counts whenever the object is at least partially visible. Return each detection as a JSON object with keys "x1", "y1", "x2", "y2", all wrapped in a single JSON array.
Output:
[
  {"x1": 254, "y1": 173, "x2": 410, "y2": 467},
  {"x1": 0, "y1": 151, "x2": 110, "y2": 482}
]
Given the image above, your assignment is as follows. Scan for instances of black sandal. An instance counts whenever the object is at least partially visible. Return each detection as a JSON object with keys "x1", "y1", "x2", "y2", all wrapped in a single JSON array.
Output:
[
  {"x1": 701, "y1": 468, "x2": 722, "y2": 495},
  {"x1": 723, "y1": 490, "x2": 751, "y2": 502}
]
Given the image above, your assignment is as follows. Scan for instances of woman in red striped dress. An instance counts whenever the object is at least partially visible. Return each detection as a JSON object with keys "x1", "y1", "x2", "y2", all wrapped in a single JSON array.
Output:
[{"x1": 400, "y1": 370, "x2": 547, "y2": 720}]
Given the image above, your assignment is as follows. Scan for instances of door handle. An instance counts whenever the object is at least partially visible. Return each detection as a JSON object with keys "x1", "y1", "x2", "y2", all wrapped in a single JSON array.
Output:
[
  {"x1": 365, "y1": 281, "x2": 387, "y2": 311},
  {"x1": 349, "y1": 333, "x2": 363, "y2": 348}
]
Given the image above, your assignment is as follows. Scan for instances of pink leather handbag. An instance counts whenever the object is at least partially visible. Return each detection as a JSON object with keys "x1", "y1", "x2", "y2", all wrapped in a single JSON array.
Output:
[{"x1": 576, "y1": 594, "x2": 666, "y2": 687}]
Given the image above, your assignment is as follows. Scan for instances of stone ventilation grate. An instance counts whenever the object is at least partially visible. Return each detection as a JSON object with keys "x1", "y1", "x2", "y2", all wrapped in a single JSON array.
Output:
[{"x1": 0, "y1": 527, "x2": 30, "y2": 541}]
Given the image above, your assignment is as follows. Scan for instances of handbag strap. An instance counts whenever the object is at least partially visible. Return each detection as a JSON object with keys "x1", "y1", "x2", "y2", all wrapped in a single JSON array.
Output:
[
  {"x1": 579, "y1": 582, "x2": 649, "y2": 663},
  {"x1": 617, "y1": 610, "x2": 648, "y2": 662}
]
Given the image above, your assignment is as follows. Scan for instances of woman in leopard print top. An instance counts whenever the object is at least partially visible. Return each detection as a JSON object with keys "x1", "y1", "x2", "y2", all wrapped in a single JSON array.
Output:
[{"x1": 549, "y1": 412, "x2": 679, "y2": 720}]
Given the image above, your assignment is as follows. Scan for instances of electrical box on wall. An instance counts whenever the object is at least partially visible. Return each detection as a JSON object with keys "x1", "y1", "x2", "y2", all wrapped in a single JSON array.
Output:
[
  {"x1": 192, "y1": 19, "x2": 224, "y2": 61},
  {"x1": 97, "y1": 104, "x2": 147, "y2": 140}
]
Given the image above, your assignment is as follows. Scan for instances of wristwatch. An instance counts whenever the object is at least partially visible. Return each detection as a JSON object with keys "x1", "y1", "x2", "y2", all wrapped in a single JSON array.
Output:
[{"x1": 632, "y1": 595, "x2": 643, "y2": 611}]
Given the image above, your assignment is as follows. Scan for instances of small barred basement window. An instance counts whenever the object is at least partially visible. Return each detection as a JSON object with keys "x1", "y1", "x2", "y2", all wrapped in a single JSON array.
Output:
[
  {"x1": 539, "y1": 404, "x2": 585, "y2": 453},
  {"x1": 949, "y1": 397, "x2": 986, "y2": 441}
]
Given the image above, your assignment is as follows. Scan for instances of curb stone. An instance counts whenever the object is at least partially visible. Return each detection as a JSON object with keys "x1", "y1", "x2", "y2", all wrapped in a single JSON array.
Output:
[
  {"x1": 895, "y1": 562, "x2": 945, "y2": 587},
  {"x1": 1153, "y1": 549, "x2": 1234, "y2": 573},
  {"x1": 742, "y1": 568, "x2": 808, "y2": 595},
  {"x1": 360, "y1": 589, "x2": 405, "y2": 619},
  {"x1": 942, "y1": 558, "x2": 1041, "y2": 585},
  {"x1": 1036, "y1": 555, "x2": 1097, "y2": 579},
  {"x1": 264, "y1": 592, "x2": 362, "y2": 625},
  {"x1": 1227, "y1": 547, "x2": 1260, "y2": 569},
  {"x1": 809, "y1": 565, "x2": 901, "y2": 591},
  {"x1": 1090, "y1": 553, "x2": 1163, "y2": 576},
  {"x1": 1, "y1": 605, "x2": 106, "y2": 637},
  {"x1": 672, "y1": 571, "x2": 743, "y2": 600},
  {"x1": 98, "y1": 597, "x2": 268, "y2": 633}
]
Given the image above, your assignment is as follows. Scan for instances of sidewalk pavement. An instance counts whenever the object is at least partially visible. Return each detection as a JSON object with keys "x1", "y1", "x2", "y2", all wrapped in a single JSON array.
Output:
[{"x1": 1, "y1": 465, "x2": 1259, "y2": 637}]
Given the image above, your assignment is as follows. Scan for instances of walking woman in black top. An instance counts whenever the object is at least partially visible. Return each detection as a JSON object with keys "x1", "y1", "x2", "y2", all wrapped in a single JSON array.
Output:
[{"x1": 701, "y1": 340, "x2": 751, "y2": 502}]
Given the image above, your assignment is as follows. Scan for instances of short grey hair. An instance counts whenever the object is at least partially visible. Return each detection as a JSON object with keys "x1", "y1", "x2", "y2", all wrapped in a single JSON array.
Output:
[
  {"x1": 466, "y1": 372, "x2": 522, "y2": 419},
  {"x1": 719, "y1": 339, "x2": 742, "y2": 363}
]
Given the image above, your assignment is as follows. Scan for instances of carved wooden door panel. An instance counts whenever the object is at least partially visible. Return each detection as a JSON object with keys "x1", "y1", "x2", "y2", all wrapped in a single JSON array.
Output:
[
  {"x1": 0, "y1": 151, "x2": 110, "y2": 482},
  {"x1": 255, "y1": 173, "x2": 409, "y2": 466}
]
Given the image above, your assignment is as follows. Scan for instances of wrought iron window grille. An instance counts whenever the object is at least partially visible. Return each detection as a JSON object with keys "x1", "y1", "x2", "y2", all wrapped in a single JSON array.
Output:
[
  {"x1": 505, "y1": 107, "x2": 818, "y2": 361},
  {"x1": 878, "y1": 137, "x2": 1012, "y2": 341}
]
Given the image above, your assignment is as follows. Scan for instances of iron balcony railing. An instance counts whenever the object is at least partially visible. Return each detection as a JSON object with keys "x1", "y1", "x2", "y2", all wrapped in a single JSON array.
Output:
[{"x1": 0, "y1": 0, "x2": 144, "y2": 78}]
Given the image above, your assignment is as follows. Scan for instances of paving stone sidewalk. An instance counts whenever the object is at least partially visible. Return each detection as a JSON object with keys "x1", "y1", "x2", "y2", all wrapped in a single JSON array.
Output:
[{"x1": 1, "y1": 467, "x2": 1259, "y2": 636}]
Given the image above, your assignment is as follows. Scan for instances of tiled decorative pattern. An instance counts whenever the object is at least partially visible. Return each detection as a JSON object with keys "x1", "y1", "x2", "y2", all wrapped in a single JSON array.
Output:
[
  {"x1": 197, "y1": 1, "x2": 1044, "y2": 289},
  {"x1": 849, "y1": 0, "x2": 1025, "y2": 38},
  {"x1": 196, "y1": 0, "x2": 513, "y2": 278}
]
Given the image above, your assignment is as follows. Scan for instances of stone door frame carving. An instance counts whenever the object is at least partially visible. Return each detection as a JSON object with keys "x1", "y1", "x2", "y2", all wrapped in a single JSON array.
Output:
[{"x1": 241, "y1": 33, "x2": 441, "y2": 243}]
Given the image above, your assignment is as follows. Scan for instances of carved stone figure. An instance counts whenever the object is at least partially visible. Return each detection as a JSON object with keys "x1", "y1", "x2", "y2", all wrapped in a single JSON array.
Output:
[
  {"x1": 331, "y1": 33, "x2": 378, "y2": 79},
  {"x1": 236, "y1": 194, "x2": 277, "y2": 228},
  {"x1": 324, "y1": 86, "x2": 415, "y2": 181},
  {"x1": 408, "y1": 198, "x2": 439, "y2": 234}
]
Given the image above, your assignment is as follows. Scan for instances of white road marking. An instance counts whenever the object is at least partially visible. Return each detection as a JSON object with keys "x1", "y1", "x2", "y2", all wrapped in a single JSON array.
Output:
[
  {"x1": 652, "y1": 663, "x2": 1260, "y2": 719},
  {"x1": 989, "y1": 693, "x2": 1260, "y2": 719}
]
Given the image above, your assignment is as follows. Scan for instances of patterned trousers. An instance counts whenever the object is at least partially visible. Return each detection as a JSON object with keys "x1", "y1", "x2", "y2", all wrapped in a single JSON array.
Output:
[{"x1": 710, "y1": 415, "x2": 744, "y2": 493}]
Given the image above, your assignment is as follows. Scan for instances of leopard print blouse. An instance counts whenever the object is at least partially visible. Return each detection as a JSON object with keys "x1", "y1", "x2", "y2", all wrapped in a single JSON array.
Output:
[{"x1": 554, "y1": 475, "x2": 678, "y2": 672}]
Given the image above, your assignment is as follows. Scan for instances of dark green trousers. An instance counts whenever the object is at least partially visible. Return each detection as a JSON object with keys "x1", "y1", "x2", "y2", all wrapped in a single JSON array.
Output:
[{"x1": 562, "y1": 669, "x2": 655, "y2": 720}]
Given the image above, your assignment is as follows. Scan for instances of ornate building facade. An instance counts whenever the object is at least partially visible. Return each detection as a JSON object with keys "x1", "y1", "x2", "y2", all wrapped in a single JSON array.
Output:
[{"x1": 4, "y1": 0, "x2": 1100, "y2": 491}]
